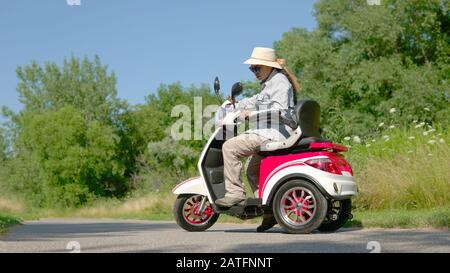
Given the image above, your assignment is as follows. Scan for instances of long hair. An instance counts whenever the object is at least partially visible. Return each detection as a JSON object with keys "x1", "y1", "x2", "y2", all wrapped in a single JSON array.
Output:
[{"x1": 277, "y1": 59, "x2": 300, "y2": 104}]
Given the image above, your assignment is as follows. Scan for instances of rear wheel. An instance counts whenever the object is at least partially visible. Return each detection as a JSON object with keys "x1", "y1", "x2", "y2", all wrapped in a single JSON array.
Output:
[
  {"x1": 273, "y1": 179, "x2": 327, "y2": 234},
  {"x1": 173, "y1": 194, "x2": 219, "y2": 232},
  {"x1": 318, "y1": 199, "x2": 352, "y2": 232}
]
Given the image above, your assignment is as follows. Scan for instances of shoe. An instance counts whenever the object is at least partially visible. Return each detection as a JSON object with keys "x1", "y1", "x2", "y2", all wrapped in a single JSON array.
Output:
[
  {"x1": 215, "y1": 196, "x2": 246, "y2": 207},
  {"x1": 256, "y1": 214, "x2": 277, "y2": 232}
]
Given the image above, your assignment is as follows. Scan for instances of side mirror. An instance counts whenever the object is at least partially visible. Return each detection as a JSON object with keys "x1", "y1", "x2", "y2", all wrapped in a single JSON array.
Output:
[
  {"x1": 231, "y1": 82, "x2": 243, "y2": 98},
  {"x1": 213, "y1": 77, "x2": 223, "y2": 103},
  {"x1": 214, "y1": 77, "x2": 220, "y2": 94}
]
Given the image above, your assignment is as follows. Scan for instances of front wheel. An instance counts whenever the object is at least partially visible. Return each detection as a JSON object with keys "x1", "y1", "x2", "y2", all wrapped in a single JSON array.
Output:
[
  {"x1": 273, "y1": 179, "x2": 327, "y2": 234},
  {"x1": 173, "y1": 194, "x2": 219, "y2": 232}
]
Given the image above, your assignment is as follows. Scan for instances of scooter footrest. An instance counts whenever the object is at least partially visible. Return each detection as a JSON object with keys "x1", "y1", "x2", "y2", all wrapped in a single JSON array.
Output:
[{"x1": 243, "y1": 198, "x2": 262, "y2": 206}]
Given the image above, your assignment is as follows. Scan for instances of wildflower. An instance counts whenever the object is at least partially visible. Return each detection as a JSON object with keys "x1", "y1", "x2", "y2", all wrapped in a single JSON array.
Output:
[
  {"x1": 428, "y1": 153, "x2": 433, "y2": 157},
  {"x1": 383, "y1": 135, "x2": 389, "y2": 139},
  {"x1": 353, "y1": 136, "x2": 361, "y2": 143},
  {"x1": 344, "y1": 136, "x2": 351, "y2": 141},
  {"x1": 365, "y1": 144, "x2": 371, "y2": 147},
  {"x1": 439, "y1": 138, "x2": 445, "y2": 144},
  {"x1": 424, "y1": 107, "x2": 430, "y2": 111},
  {"x1": 372, "y1": 139, "x2": 376, "y2": 143},
  {"x1": 408, "y1": 136, "x2": 415, "y2": 140},
  {"x1": 412, "y1": 120, "x2": 418, "y2": 124},
  {"x1": 415, "y1": 122, "x2": 425, "y2": 128},
  {"x1": 423, "y1": 131, "x2": 429, "y2": 136},
  {"x1": 378, "y1": 122, "x2": 385, "y2": 127},
  {"x1": 389, "y1": 108, "x2": 396, "y2": 114},
  {"x1": 384, "y1": 138, "x2": 390, "y2": 142},
  {"x1": 389, "y1": 125, "x2": 395, "y2": 129},
  {"x1": 427, "y1": 140, "x2": 436, "y2": 145}
]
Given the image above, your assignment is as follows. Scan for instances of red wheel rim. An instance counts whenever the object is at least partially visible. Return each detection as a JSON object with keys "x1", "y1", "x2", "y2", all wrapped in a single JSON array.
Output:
[
  {"x1": 279, "y1": 187, "x2": 317, "y2": 226},
  {"x1": 182, "y1": 195, "x2": 214, "y2": 226}
]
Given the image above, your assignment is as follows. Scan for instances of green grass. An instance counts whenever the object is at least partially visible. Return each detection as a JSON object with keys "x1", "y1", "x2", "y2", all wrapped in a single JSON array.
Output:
[
  {"x1": 344, "y1": 125, "x2": 450, "y2": 210},
  {"x1": 0, "y1": 213, "x2": 21, "y2": 234},
  {"x1": 346, "y1": 207, "x2": 450, "y2": 229}
]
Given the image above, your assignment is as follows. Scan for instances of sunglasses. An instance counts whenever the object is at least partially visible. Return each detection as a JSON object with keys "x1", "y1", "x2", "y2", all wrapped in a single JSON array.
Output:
[{"x1": 249, "y1": 65, "x2": 262, "y2": 74}]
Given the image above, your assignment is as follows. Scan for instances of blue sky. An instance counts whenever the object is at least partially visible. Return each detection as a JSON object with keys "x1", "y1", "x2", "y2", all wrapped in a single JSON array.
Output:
[{"x1": 0, "y1": 0, "x2": 317, "y2": 115}]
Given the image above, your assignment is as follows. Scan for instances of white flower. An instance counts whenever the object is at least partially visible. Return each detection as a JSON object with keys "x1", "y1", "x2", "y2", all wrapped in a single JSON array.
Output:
[
  {"x1": 415, "y1": 122, "x2": 425, "y2": 129},
  {"x1": 378, "y1": 122, "x2": 385, "y2": 127},
  {"x1": 344, "y1": 136, "x2": 351, "y2": 141},
  {"x1": 428, "y1": 153, "x2": 433, "y2": 157},
  {"x1": 383, "y1": 135, "x2": 389, "y2": 139},
  {"x1": 372, "y1": 139, "x2": 376, "y2": 142},
  {"x1": 384, "y1": 138, "x2": 390, "y2": 142},
  {"x1": 423, "y1": 132, "x2": 429, "y2": 136},
  {"x1": 424, "y1": 107, "x2": 430, "y2": 111},
  {"x1": 389, "y1": 108, "x2": 396, "y2": 114},
  {"x1": 439, "y1": 138, "x2": 445, "y2": 144},
  {"x1": 412, "y1": 120, "x2": 418, "y2": 124},
  {"x1": 408, "y1": 136, "x2": 415, "y2": 140},
  {"x1": 427, "y1": 140, "x2": 436, "y2": 145},
  {"x1": 353, "y1": 136, "x2": 361, "y2": 143},
  {"x1": 389, "y1": 125, "x2": 395, "y2": 129},
  {"x1": 427, "y1": 129, "x2": 435, "y2": 133},
  {"x1": 365, "y1": 144, "x2": 371, "y2": 147}
]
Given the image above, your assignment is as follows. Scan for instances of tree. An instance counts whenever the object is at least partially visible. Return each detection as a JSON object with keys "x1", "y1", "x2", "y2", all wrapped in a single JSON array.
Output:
[
  {"x1": 2, "y1": 56, "x2": 132, "y2": 207},
  {"x1": 0, "y1": 128, "x2": 6, "y2": 161},
  {"x1": 274, "y1": 0, "x2": 449, "y2": 140}
]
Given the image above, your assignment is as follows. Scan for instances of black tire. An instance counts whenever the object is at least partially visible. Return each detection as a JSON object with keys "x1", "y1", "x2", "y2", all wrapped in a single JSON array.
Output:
[
  {"x1": 318, "y1": 199, "x2": 352, "y2": 232},
  {"x1": 173, "y1": 194, "x2": 219, "y2": 232},
  {"x1": 273, "y1": 179, "x2": 327, "y2": 234}
]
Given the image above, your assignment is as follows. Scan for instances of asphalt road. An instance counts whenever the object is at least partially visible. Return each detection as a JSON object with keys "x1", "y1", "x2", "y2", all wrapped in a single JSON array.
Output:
[{"x1": 0, "y1": 218, "x2": 448, "y2": 253}]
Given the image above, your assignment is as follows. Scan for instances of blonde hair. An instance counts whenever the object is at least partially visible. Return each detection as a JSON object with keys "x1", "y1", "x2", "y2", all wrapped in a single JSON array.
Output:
[{"x1": 276, "y1": 58, "x2": 301, "y2": 93}]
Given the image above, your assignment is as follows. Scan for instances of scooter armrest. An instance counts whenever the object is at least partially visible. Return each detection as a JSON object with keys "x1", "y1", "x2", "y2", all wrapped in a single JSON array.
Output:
[
  {"x1": 248, "y1": 109, "x2": 297, "y2": 130},
  {"x1": 257, "y1": 127, "x2": 302, "y2": 153}
]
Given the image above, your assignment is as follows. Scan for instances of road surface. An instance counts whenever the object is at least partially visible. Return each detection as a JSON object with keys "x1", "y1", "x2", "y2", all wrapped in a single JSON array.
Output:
[{"x1": 0, "y1": 218, "x2": 448, "y2": 253}]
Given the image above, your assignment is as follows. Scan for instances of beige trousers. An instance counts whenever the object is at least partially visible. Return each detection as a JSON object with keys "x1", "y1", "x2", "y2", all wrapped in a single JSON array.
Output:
[{"x1": 222, "y1": 133, "x2": 269, "y2": 199}]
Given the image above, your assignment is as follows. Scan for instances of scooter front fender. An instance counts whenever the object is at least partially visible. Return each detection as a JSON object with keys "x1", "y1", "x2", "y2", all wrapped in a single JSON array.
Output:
[{"x1": 172, "y1": 176, "x2": 208, "y2": 196}]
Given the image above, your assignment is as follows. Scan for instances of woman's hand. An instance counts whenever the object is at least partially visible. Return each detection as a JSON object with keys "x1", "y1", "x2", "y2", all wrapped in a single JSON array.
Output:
[{"x1": 227, "y1": 96, "x2": 237, "y2": 104}]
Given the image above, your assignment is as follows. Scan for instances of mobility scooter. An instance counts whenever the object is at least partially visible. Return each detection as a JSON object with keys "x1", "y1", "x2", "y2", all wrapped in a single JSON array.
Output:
[{"x1": 172, "y1": 78, "x2": 357, "y2": 234}]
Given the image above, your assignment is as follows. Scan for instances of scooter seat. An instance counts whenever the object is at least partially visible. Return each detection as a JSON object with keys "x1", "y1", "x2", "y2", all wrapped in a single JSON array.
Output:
[{"x1": 258, "y1": 136, "x2": 329, "y2": 157}]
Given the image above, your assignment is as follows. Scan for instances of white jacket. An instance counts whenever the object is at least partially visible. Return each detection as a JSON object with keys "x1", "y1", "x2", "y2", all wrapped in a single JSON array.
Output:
[{"x1": 238, "y1": 70, "x2": 295, "y2": 141}]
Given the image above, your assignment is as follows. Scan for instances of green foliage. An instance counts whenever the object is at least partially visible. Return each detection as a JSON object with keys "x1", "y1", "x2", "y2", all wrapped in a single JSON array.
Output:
[
  {"x1": 274, "y1": 0, "x2": 450, "y2": 140},
  {"x1": 1, "y1": 56, "x2": 133, "y2": 208},
  {"x1": 0, "y1": 213, "x2": 20, "y2": 234},
  {"x1": 0, "y1": 128, "x2": 6, "y2": 161}
]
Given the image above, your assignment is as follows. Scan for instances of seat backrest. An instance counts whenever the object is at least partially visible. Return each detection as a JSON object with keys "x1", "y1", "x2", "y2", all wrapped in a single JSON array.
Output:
[{"x1": 295, "y1": 99, "x2": 321, "y2": 138}]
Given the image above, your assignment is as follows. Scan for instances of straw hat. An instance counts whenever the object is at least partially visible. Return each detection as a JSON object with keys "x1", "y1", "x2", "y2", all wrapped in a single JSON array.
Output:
[{"x1": 243, "y1": 47, "x2": 282, "y2": 69}]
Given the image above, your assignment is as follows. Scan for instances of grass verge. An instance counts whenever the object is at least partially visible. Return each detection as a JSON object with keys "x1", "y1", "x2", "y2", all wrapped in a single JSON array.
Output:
[
  {"x1": 346, "y1": 207, "x2": 450, "y2": 229},
  {"x1": 0, "y1": 213, "x2": 21, "y2": 234}
]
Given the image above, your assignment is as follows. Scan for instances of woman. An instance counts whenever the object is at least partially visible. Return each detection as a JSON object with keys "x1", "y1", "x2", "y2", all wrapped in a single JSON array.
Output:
[{"x1": 215, "y1": 47, "x2": 300, "y2": 232}]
